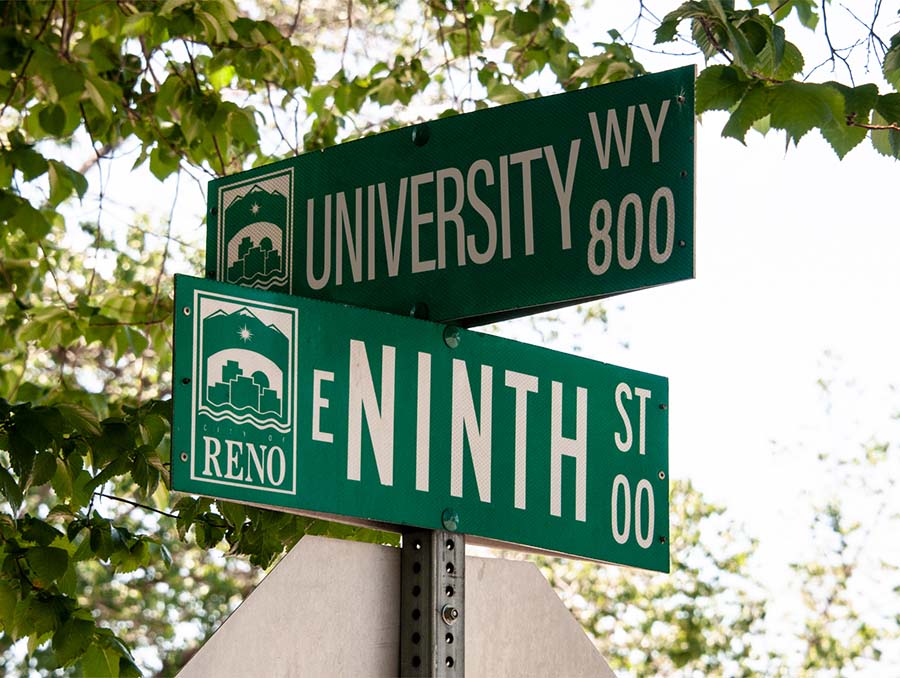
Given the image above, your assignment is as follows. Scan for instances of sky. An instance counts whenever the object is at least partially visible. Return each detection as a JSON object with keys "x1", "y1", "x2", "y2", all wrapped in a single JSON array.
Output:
[
  {"x1": 560, "y1": 0, "x2": 900, "y2": 565},
  {"x1": 552, "y1": 1, "x2": 900, "y2": 667},
  {"x1": 505, "y1": 106, "x2": 900, "y2": 559}
]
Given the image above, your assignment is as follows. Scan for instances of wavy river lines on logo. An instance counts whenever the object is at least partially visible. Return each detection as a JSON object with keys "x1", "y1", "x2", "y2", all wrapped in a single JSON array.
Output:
[
  {"x1": 191, "y1": 289, "x2": 299, "y2": 496},
  {"x1": 216, "y1": 168, "x2": 293, "y2": 293}
]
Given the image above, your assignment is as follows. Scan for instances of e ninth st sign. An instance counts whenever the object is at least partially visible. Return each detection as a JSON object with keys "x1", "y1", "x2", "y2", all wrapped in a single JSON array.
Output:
[{"x1": 172, "y1": 275, "x2": 669, "y2": 572}]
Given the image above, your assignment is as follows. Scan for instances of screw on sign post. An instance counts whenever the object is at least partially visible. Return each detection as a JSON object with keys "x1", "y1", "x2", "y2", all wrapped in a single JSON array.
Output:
[{"x1": 400, "y1": 529, "x2": 465, "y2": 676}]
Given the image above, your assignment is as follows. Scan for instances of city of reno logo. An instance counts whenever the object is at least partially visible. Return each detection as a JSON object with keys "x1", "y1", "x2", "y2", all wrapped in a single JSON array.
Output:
[
  {"x1": 217, "y1": 169, "x2": 293, "y2": 292},
  {"x1": 192, "y1": 292, "x2": 298, "y2": 495}
]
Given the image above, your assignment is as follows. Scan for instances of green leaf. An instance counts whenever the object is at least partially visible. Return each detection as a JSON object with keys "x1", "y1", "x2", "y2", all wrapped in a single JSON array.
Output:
[
  {"x1": 51, "y1": 65, "x2": 85, "y2": 99},
  {"x1": 835, "y1": 83, "x2": 879, "y2": 121},
  {"x1": 57, "y1": 559, "x2": 78, "y2": 597},
  {"x1": 32, "y1": 451, "x2": 58, "y2": 486},
  {"x1": 85, "y1": 455, "x2": 132, "y2": 495},
  {"x1": 21, "y1": 594, "x2": 66, "y2": 637},
  {"x1": 25, "y1": 546, "x2": 70, "y2": 583},
  {"x1": 140, "y1": 413, "x2": 168, "y2": 449},
  {"x1": 8, "y1": 428, "x2": 36, "y2": 480},
  {"x1": 80, "y1": 644, "x2": 119, "y2": 678},
  {"x1": 209, "y1": 64, "x2": 235, "y2": 91},
  {"x1": 84, "y1": 78, "x2": 112, "y2": 119},
  {"x1": 821, "y1": 119, "x2": 867, "y2": 159},
  {"x1": 511, "y1": 9, "x2": 540, "y2": 36},
  {"x1": 13, "y1": 201, "x2": 52, "y2": 240},
  {"x1": 769, "y1": 82, "x2": 842, "y2": 145},
  {"x1": 159, "y1": 0, "x2": 194, "y2": 17},
  {"x1": 695, "y1": 65, "x2": 750, "y2": 113},
  {"x1": 774, "y1": 41, "x2": 804, "y2": 79},
  {"x1": 486, "y1": 82, "x2": 526, "y2": 104},
  {"x1": 21, "y1": 516, "x2": 63, "y2": 546},
  {"x1": 53, "y1": 617, "x2": 94, "y2": 666},
  {"x1": 119, "y1": 654, "x2": 142, "y2": 678},
  {"x1": 48, "y1": 504, "x2": 75, "y2": 521},
  {"x1": 149, "y1": 145, "x2": 180, "y2": 181},
  {"x1": 8, "y1": 144, "x2": 48, "y2": 181},
  {"x1": 218, "y1": 500, "x2": 245, "y2": 528},
  {"x1": 57, "y1": 402, "x2": 102, "y2": 437},
  {"x1": 71, "y1": 469, "x2": 94, "y2": 509},
  {"x1": 0, "y1": 465, "x2": 23, "y2": 512},
  {"x1": 115, "y1": 325, "x2": 150, "y2": 359},
  {"x1": 38, "y1": 104, "x2": 66, "y2": 136},
  {"x1": 792, "y1": 0, "x2": 819, "y2": 29},
  {"x1": 18, "y1": 405, "x2": 63, "y2": 450},
  {"x1": 51, "y1": 458, "x2": 74, "y2": 502},
  {"x1": 292, "y1": 46, "x2": 316, "y2": 90},
  {"x1": 883, "y1": 35, "x2": 900, "y2": 89},
  {"x1": 722, "y1": 82, "x2": 770, "y2": 142},
  {"x1": 820, "y1": 83, "x2": 877, "y2": 159},
  {"x1": 706, "y1": 1, "x2": 757, "y2": 72},
  {"x1": 870, "y1": 111, "x2": 900, "y2": 159},
  {"x1": 874, "y1": 93, "x2": 900, "y2": 126},
  {"x1": 157, "y1": 542, "x2": 173, "y2": 568},
  {"x1": 655, "y1": 17, "x2": 680, "y2": 44},
  {"x1": 228, "y1": 108, "x2": 258, "y2": 147},
  {"x1": 47, "y1": 160, "x2": 88, "y2": 206},
  {"x1": 122, "y1": 12, "x2": 153, "y2": 38},
  {"x1": 0, "y1": 581, "x2": 18, "y2": 630}
]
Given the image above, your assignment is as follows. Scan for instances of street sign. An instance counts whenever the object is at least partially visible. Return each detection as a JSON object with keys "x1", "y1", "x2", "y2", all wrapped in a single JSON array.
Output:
[
  {"x1": 172, "y1": 275, "x2": 669, "y2": 571},
  {"x1": 206, "y1": 66, "x2": 694, "y2": 326}
]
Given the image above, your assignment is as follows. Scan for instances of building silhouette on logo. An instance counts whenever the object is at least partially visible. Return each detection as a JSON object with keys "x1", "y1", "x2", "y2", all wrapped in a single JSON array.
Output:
[
  {"x1": 207, "y1": 359, "x2": 282, "y2": 417},
  {"x1": 223, "y1": 184, "x2": 288, "y2": 287},
  {"x1": 227, "y1": 235, "x2": 283, "y2": 283}
]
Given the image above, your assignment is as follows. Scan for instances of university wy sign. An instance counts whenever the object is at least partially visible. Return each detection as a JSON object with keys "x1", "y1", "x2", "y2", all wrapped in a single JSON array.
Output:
[
  {"x1": 206, "y1": 66, "x2": 695, "y2": 326},
  {"x1": 172, "y1": 275, "x2": 669, "y2": 572}
]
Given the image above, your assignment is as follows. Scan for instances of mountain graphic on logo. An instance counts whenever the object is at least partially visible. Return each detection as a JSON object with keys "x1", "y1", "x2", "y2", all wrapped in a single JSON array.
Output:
[
  {"x1": 224, "y1": 185, "x2": 288, "y2": 290},
  {"x1": 200, "y1": 306, "x2": 292, "y2": 432}
]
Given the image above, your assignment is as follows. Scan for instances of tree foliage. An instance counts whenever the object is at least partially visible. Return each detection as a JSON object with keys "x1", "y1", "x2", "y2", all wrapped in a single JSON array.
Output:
[
  {"x1": 656, "y1": 0, "x2": 900, "y2": 158},
  {"x1": 0, "y1": 0, "x2": 897, "y2": 673},
  {"x1": 533, "y1": 480, "x2": 769, "y2": 677}
]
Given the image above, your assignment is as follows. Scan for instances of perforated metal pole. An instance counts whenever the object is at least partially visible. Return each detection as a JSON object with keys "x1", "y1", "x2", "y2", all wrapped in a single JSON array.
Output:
[{"x1": 399, "y1": 529, "x2": 465, "y2": 676}]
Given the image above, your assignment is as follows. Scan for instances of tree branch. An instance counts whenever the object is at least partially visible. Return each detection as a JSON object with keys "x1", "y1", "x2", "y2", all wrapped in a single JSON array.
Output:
[
  {"x1": 0, "y1": 2, "x2": 55, "y2": 118},
  {"x1": 340, "y1": 0, "x2": 353, "y2": 71},
  {"x1": 88, "y1": 317, "x2": 170, "y2": 328},
  {"x1": 821, "y1": 1, "x2": 854, "y2": 84},
  {"x1": 211, "y1": 135, "x2": 227, "y2": 176},
  {"x1": 849, "y1": 120, "x2": 900, "y2": 132},
  {"x1": 699, "y1": 17, "x2": 733, "y2": 65},
  {"x1": 265, "y1": 81, "x2": 297, "y2": 154},
  {"x1": 96, "y1": 491, "x2": 178, "y2": 520}
]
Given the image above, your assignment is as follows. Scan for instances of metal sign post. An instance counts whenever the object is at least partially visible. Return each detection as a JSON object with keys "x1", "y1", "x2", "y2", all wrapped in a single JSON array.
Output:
[{"x1": 400, "y1": 529, "x2": 466, "y2": 676}]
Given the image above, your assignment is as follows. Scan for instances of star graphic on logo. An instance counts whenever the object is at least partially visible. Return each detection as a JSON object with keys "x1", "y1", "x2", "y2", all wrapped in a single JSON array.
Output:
[
  {"x1": 238, "y1": 325, "x2": 253, "y2": 342},
  {"x1": 250, "y1": 202, "x2": 261, "y2": 215}
]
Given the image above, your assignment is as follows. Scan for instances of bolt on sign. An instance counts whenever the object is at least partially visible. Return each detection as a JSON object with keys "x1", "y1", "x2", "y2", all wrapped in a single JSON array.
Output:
[
  {"x1": 206, "y1": 66, "x2": 695, "y2": 327},
  {"x1": 172, "y1": 275, "x2": 669, "y2": 571}
]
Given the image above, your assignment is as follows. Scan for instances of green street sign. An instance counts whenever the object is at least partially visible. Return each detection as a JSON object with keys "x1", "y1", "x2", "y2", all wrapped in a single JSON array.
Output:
[
  {"x1": 206, "y1": 66, "x2": 695, "y2": 326},
  {"x1": 172, "y1": 275, "x2": 669, "y2": 571}
]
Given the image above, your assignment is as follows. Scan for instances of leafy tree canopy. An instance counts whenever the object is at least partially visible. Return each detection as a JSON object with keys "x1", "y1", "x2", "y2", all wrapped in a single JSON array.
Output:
[{"x1": 0, "y1": 0, "x2": 897, "y2": 673}]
